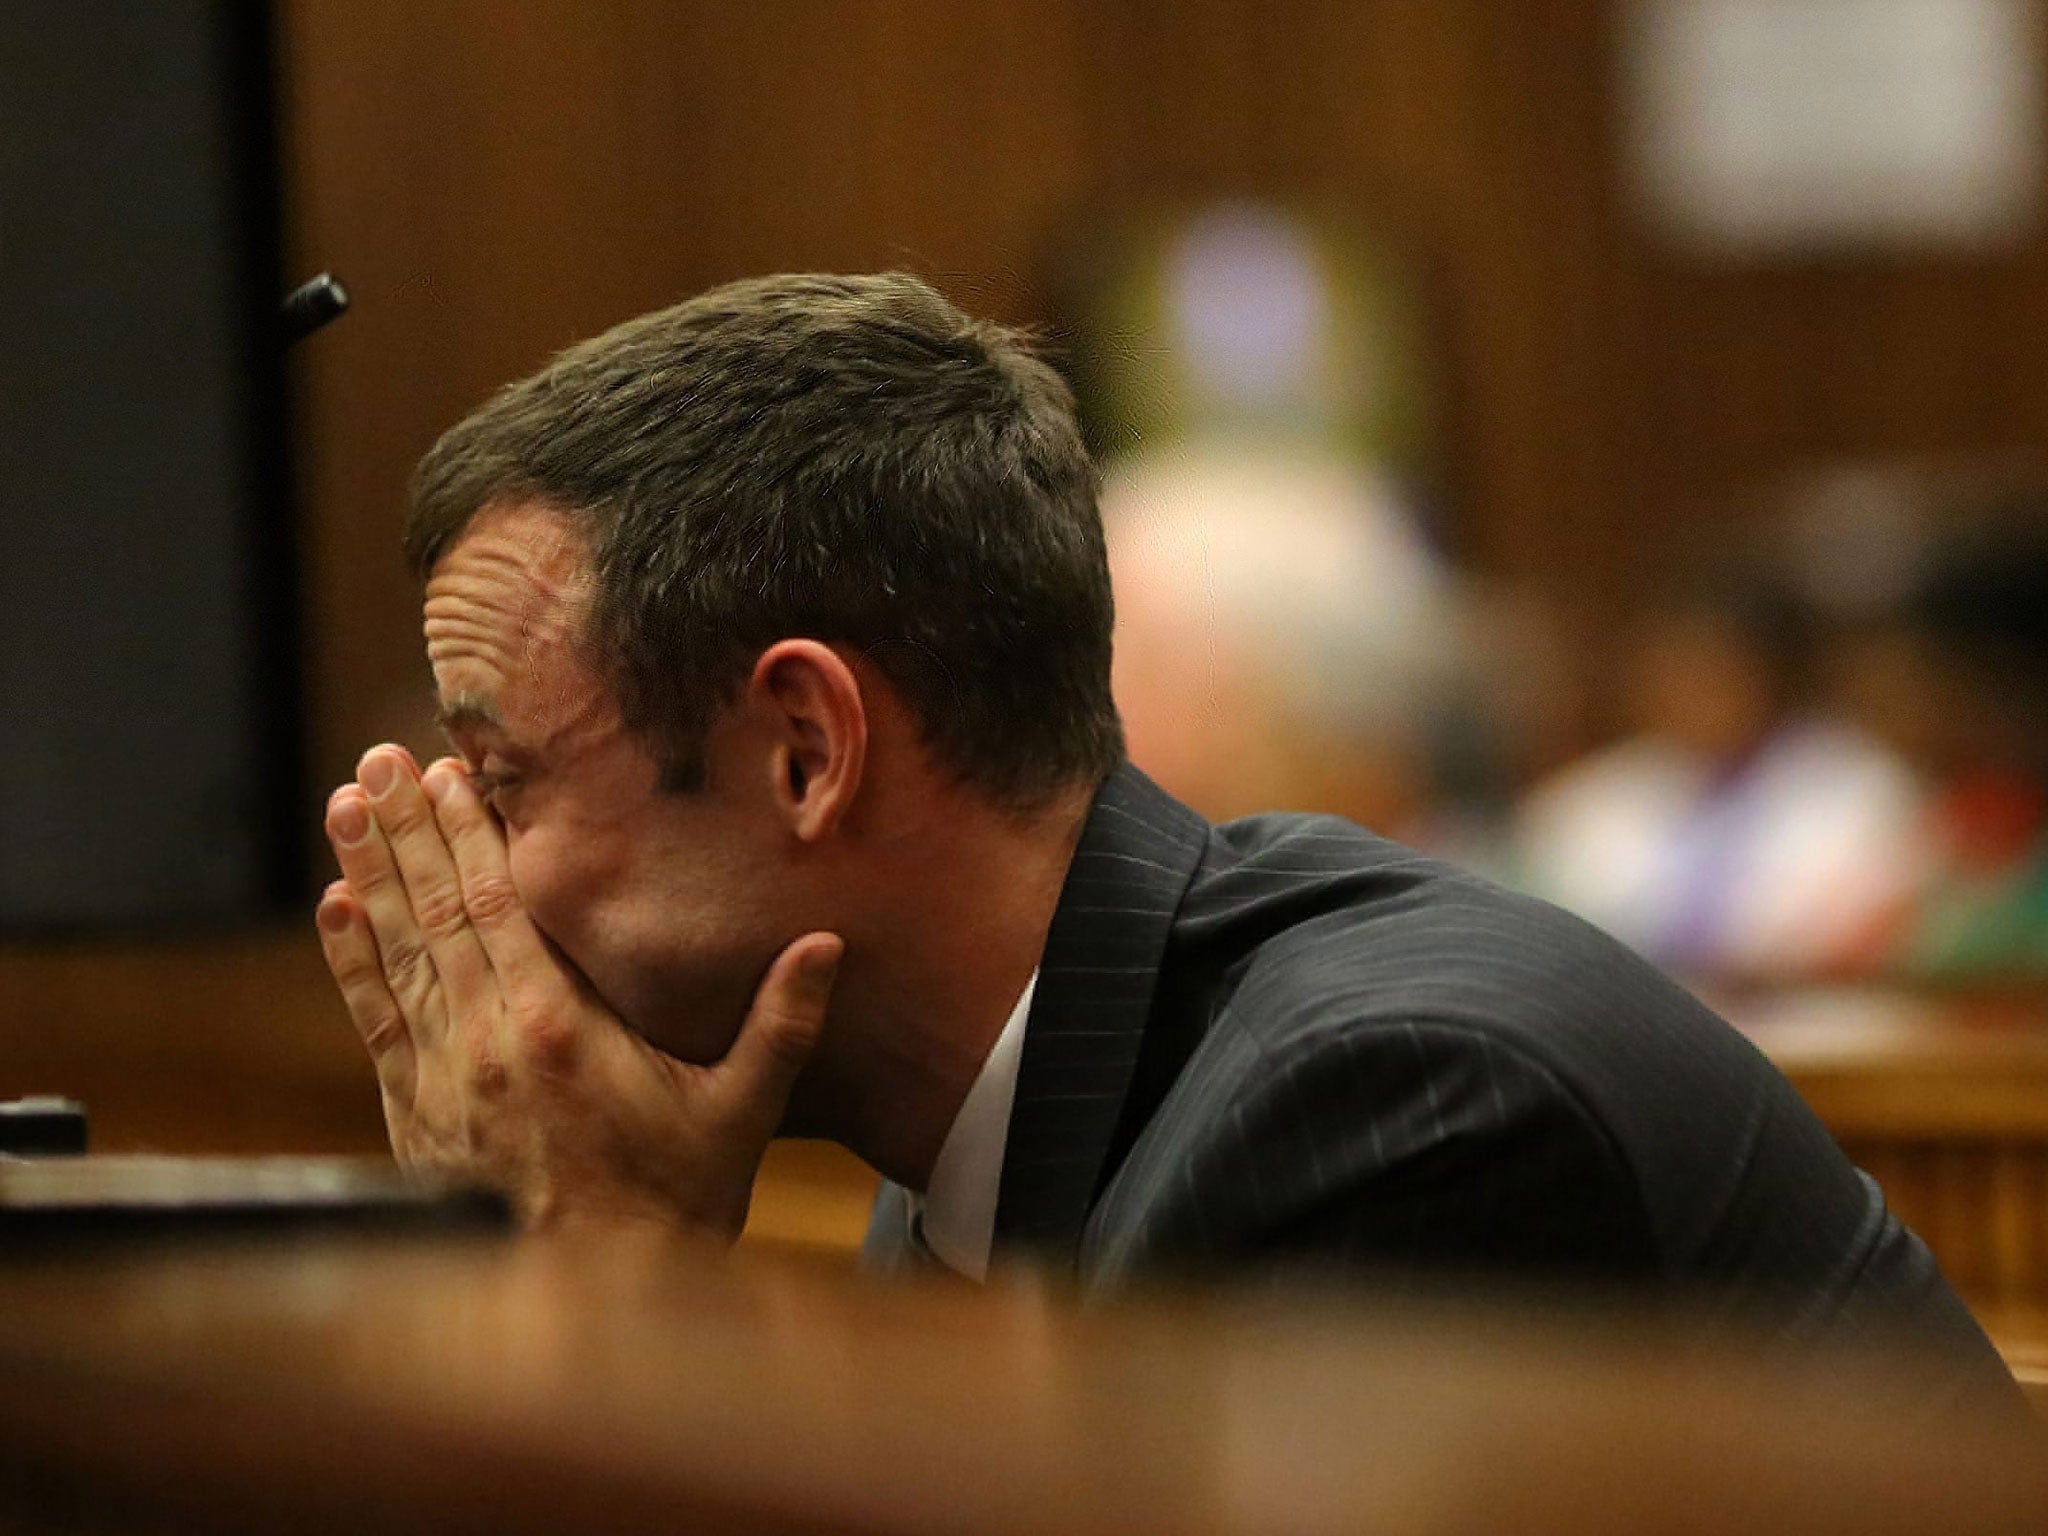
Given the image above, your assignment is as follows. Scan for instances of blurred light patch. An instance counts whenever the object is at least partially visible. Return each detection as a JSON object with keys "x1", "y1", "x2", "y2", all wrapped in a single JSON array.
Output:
[
  {"x1": 1624, "y1": 0, "x2": 2044, "y2": 252},
  {"x1": 1165, "y1": 204, "x2": 1331, "y2": 425},
  {"x1": 1058, "y1": 201, "x2": 1440, "y2": 503}
]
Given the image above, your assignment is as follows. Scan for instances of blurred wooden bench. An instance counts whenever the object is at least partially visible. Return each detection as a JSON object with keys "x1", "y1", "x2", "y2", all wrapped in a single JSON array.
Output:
[
  {"x1": 1740, "y1": 988, "x2": 2048, "y2": 1308},
  {"x1": 742, "y1": 1138, "x2": 879, "y2": 1258},
  {"x1": 0, "y1": 1233, "x2": 2036, "y2": 1535}
]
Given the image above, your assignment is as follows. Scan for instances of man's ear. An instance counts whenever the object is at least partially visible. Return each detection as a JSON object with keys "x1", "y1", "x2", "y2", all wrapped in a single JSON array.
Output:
[{"x1": 747, "y1": 640, "x2": 868, "y2": 842}]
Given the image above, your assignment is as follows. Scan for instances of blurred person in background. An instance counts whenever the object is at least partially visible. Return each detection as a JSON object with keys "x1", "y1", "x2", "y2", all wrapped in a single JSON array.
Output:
[
  {"x1": 1102, "y1": 444, "x2": 1511, "y2": 863},
  {"x1": 1844, "y1": 515, "x2": 2048, "y2": 978},
  {"x1": 1514, "y1": 573, "x2": 1922, "y2": 981}
]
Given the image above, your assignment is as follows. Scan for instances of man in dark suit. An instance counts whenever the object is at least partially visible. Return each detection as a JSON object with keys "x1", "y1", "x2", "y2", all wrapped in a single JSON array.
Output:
[{"x1": 313, "y1": 272, "x2": 2009, "y2": 1396}]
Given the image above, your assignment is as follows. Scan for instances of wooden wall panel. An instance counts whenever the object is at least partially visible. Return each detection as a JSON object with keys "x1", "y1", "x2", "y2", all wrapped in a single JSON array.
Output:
[{"x1": 7, "y1": 0, "x2": 2048, "y2": 1184}]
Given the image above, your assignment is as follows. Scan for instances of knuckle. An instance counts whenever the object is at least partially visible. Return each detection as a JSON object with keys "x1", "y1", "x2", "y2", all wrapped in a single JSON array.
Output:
[
  {"x1": 463, "y1": 872, "x2": 523, "y2": 927},
  {"x1": 376, "y1": 792, "x2": 434, "y2": 839},
  {"x1": 468, "y1": 1052, "x2": 511, "y2": 1100},
  {"x1": 326, "y1": 942, "x2": 383, "y2": 991},
  {"x1": 754, "y1": 1011, "x2": 822, "y2": 1074},
  {"x1": 357, "y1": 1007, "x2": 410, "y2": 1059},
  {"x1": 412, "y1": 883, "x2": 470, "y2": 943},
  {"x1": 380, "y1": 936, "x2": 433, "y2": 994},
  {"x1": 512, "y1": 1004, "x2": 580, "y2": 1074}
]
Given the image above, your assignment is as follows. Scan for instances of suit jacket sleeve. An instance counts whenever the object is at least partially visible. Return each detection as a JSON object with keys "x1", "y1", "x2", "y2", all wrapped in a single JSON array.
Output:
[{"x1": 1121, "y1": 1018, "x2": 1661, "y2": 1286}]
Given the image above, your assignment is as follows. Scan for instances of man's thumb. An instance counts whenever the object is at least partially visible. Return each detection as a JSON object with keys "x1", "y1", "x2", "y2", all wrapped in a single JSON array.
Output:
[{"x1": 721, "y1": 932, "x2": 843, "y2": 1113}]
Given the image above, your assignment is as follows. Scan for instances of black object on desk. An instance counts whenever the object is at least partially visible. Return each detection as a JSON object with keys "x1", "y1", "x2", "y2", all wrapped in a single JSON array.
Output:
[
  {"x1": 0, "y1": 1098, "x2": 87, "y2": 1156},
  {"x1": 0, "y1": 1156, "x2": 512, "y2": 1244}
]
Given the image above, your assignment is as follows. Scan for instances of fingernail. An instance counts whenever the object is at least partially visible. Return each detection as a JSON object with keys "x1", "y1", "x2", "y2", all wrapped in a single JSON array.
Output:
[
  {"x1": 330, "y1": 796, "x2": 369, "y2": 845},
  {"x1": 317, "y1": 899, "x2": 350, "y2": 934},
  {"x1": 422, "y1": 764, "x2": 456, "y2": 804},
  {"x1": 359, "y1": 751, "x2": 398, "y2": 800}
]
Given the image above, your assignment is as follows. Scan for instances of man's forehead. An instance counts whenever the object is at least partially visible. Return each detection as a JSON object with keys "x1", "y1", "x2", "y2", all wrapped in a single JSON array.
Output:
[
  {"x1": 427, "y1": 501, "x2": 593, "y2": 609},
  {"x1": 424, "y1": 501, "x2": 609, "y2": 740},
  {"x1": 425, "y1": 506, "x2": 595, "y2": 660}
]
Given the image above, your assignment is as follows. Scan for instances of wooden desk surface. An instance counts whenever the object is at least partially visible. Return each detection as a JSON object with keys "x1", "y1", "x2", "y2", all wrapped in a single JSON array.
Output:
[{"x1": 0, "y1": 1233, "x2": 2038, "y2": 1536}]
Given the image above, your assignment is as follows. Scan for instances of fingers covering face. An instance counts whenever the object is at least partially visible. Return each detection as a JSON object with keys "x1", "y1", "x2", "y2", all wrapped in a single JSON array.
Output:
[
  {"x1": 419, "y1": 758, "x2": 555, "y2": 996},
  {"x1": 316, "y1": 878, "x2": 417, "y2": 1108},
  {"x1": 320, "y1": 745, "x2": 555, "y2": 1037},
  {"x1": 344, "y1": 748, "x2": 496, "y2": 1018}
]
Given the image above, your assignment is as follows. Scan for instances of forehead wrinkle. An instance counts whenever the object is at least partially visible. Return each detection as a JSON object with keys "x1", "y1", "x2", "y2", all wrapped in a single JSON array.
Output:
[
  {"x1": 517, "y1": 567, "x2": 604, "y2": 741},
  {"x1": 425, "y1": 537, "x2": 589, "y2": 674},
  {"x1": 424, "y1": 501, "x2": 610, "y2": 756},
  {"x1": 424, "y1": 605, "x2": 519, "y2": 665},
  {"x1": 426, "y1": 563, "x2": 580, "y2": 643}
]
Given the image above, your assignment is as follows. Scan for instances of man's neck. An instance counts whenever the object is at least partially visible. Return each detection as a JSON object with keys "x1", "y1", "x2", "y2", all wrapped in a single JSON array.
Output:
[{"x1": 804, "y1": 776, "x2": 1096, "y2": 1191}]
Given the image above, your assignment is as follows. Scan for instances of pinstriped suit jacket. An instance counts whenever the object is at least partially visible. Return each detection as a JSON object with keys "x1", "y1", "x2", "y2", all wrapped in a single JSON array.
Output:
[{"x1": 865, "y1": 763, "x2": 2009, "y2": 1383}]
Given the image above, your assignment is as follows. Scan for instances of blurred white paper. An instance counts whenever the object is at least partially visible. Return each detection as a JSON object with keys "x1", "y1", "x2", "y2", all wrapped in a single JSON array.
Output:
[{"x1": 1626, "y1": 0, "x2": 2044, "y2": 251}]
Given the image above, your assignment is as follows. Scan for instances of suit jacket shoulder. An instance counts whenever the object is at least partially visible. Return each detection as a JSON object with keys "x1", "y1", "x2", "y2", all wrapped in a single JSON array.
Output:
[
  {"x1": 1084, "y1": 808, "x2": 1671, "y2": 1288},
  {"x1": 871, "y1": 766, "x2": 2012, "y2": 1400}
]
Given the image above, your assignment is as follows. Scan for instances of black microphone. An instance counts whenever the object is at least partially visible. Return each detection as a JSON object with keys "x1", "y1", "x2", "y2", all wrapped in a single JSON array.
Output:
[{"x1": 279, "y1": 272, "x2": 349, "y2": 346}]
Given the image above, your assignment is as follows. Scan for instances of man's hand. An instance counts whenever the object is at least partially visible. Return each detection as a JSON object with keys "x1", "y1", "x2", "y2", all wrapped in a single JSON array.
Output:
[{"x1": 316, "y1": 745, "x2": 842, "y2": 1237}]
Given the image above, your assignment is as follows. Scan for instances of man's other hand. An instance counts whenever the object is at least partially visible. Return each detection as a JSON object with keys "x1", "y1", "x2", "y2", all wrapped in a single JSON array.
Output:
[{"x1": 316, "y1": 745, "x2": 842, "y2": 1237}]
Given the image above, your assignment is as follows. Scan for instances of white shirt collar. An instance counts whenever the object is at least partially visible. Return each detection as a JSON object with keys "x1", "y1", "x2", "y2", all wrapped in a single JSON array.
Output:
[{"x1": 913, "y1": 973, "x2": 1036, "y2": 1281}]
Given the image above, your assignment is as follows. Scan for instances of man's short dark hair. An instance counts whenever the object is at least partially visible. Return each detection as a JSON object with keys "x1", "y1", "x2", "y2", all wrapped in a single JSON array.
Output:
[{"x1": 407, "y1": 272, "x2": 1123, "y2": 807}]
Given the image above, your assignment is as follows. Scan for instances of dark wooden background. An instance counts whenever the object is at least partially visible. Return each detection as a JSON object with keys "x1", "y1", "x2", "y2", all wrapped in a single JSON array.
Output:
[{"x1": 5, "y1": 0, "x2": 2047, "y2": 1157}]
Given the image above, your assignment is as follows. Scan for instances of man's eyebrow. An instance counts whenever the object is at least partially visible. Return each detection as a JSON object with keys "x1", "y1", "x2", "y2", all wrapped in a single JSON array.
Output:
[{"x1": 435, "y1": 692, "x2": 504, "y2": 738}]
